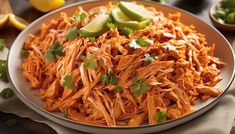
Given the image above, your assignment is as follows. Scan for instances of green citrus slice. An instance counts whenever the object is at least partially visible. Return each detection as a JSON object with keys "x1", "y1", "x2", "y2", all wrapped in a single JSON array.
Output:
[
  {"x1": 118, "y1": 1, "x2": 153, "y2": 21},
  {"x1": 79, "y1": 14, "x2": 109, "y2": 37},
  {"x1": 111, "y1": 8, "x2": 151, "y2": 30}
]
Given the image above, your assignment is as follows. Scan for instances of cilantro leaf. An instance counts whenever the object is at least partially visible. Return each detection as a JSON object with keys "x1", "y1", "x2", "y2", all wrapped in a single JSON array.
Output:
[
  {"x1": 0, "y1": 60, "x2": 8, "y2": 82},
  {"x1": 112, "y1": 86, "x2": 123, "y2": 93},
  {"x1": 106, "y1": 22, "x2": 116, "y2": 30},
  {"x1": 89, "y1": 37, "x2": 96, "y2": 42},
  {"x1": 67, "y1": 27, "x2": 80, "y2": 41},
  {"x1": 131, "y1": 77, "x2": 151, "y2": 97},
  {"x1": 74, "y1": 12, "x2": 87, "y2": 23},
  {"x1": 154, "y1": 110, "x2": 167, "y2": 123},
  {"x1": 0, "y1": 88, "x2": 14, "y2": 99},
  {"x1": 100, "y1": 72, "x2": 119, "y2": 86},
  {"x1": 0, "y1": 39, "x2": 5, "y2": 51},
  {"x1": 45, "y1": 43, "x2": 64, "y2": 62},
  {"x1": 145, "y1": 53, "x2": 157, "y2": 65},
  {"x1": 122, "y1": 27, "x2": 133, "y2": 36},
  {"x1": 63, "y1": 75, "x2": 75, "y2": 90},
  {"x1": 5, "y1": 118, "x2": 18, "y2": 126},
  {"x1": 81, "y1": 54, "x2": 97, "y2": 70},
  {"x1": 136, "y1": 37, "x2": 148, "y2": 47}
]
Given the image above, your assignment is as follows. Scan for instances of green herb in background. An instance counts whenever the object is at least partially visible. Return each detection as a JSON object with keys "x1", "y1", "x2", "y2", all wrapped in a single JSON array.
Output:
[
  {"x1": 122, "y1": 27, "x2": 133, "y2": 36},
  {"x1": 45, "y1": 43, "x2": 64, "y2": 62},
  {"x1": 214, "y1": 0, "x2": 235, "y2": 24},
  {"x1": 0, "y1": 60, "x2": 8, "y2": 82},
  {"x1": 0, "y1": 88, "x2": 14, "y2": 99},
  {"x1": 131, "y1": 77, "x2": 151, "y2": 97},
  {"x1": 154, "y1": 110, "x2": 167, "y2": 123},
  {"x1": 0, "y1": 39, "x2": 5, "y2": 51},
  {"x1": 63, "y1": 75, "x2": 75, "y2": 90},
  {"x1": 67, "y1": 26, "x2": 80, "y2": 41},
  {"x1": 81, "y1": 54, "x2": 97, "y2": 70},
  {"x1": 4, "y1": 118, "x2": 18, "y2": 126}
]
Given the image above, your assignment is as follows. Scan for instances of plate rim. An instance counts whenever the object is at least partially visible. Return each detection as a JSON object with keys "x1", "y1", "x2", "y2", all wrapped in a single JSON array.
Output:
[{"x1": 7, "y1": 0, "x2": 235, "y2": 130}]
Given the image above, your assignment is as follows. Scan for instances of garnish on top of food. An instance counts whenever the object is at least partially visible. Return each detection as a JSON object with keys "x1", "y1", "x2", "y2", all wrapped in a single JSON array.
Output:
[
  {"x1": 20, "y1": 1, "x2": 225, "y2": 127},
  {"x1": 213, "y1": 0, "x2": 235, "y2": 24}
]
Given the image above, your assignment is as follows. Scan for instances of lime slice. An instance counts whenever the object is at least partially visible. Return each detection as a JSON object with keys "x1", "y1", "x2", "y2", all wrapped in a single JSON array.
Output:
[
  {"x1": 111, "y1": 8, "x2": 151, "y2": 30},
  {"x1": 79, "y1": 14, "x2": 109, "y2": 37},
  {"x1": 9, "y1": 14, "x2": 29, "y2": 31},
  {"x1": 29, "y1": 0, "x2": 65, "y2": 12},
  {"x1": 118, "y1": 1, "x2": 154, "y2": 21},
  {"x1": 0, "y1": 14, "x2": 9, "y2": 29}
]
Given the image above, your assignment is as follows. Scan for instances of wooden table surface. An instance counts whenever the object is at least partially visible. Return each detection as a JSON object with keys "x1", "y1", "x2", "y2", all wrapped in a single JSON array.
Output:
[{"x1": 0, "y1": 0, "x2": 235, "y2": 133}]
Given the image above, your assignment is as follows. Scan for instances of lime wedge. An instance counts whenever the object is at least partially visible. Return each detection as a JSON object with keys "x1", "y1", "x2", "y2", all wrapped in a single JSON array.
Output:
[
  {"x1": 9, "y1": 14, "x2": 29, "y2": 30},
  {"x1": 118, "y1": 1, "x2": 154, "y2": 21},
  {"x1": 111, "y1": 8, "x2": 151, "y2": 30},
  {"x1": 79, "y1": 14, "x2": 109, "y2": 37},
  {"x1": 0, "y1": 14, "x2": 9, "y2": 30}
]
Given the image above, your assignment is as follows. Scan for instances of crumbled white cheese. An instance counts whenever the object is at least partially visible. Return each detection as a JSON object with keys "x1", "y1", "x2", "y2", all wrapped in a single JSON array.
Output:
[
  {"x1": 151, "y1": 81, "x2": 162, "y2": 86},
  {"x1": 129, "y1": 40, "x2": 141, "y2": 49},
  {"x1": 163, "y1": 44, "x2": 176, "y2": 51},
  {"x1": 144, "y1": 53, "x2": 151, "y2": 61},
  {"x1": 163, "y1": 33, "x2": 176, "y2": 38},
  {"x1": 145, "y1": 39, "x2": 154, "y2": 45}
]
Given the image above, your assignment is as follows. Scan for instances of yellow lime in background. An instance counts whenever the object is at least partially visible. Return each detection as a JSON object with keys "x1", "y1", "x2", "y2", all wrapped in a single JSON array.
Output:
[
  {"x1": 9, "y1": 14, "x2": 29, "y2": 31},
  {"x1": 29, "y1": 0, "x2": 65, "y2": 12}
]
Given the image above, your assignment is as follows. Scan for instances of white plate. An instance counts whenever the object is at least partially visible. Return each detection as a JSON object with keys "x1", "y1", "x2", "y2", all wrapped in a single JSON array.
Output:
[{"x1": 7, "y1": 0, "x2": 235, "y2": 133}]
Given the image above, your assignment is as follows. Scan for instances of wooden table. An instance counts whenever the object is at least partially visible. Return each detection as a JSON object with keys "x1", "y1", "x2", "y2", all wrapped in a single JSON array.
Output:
[{"x1": 0, "y1": 0, "x2": 235, "y2": 133}]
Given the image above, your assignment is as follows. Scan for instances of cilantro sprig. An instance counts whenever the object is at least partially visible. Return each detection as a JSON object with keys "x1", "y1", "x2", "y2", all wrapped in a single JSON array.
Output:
[
  {"x1": 112, "y1": 86, "x2": 123, "y2": 93},
  {"x1": 81, "y1": 54, "x2": 97, "y2": 70},
  {"x1": 45, "y1": 43, "x2": 64, "y2": 62},
  {"x1": 145, "y1": 53, "x2": 157, "y2": 65},
  {"x1": 100, "y1": 72, "x2": 119, "y2": 86},
  {"x1": 154, "y1": 110, "x2": 167, "y2": 123},
  {"x1": 122, "y1": 27, "x2": 133, "y2": 36},
  {"x1": 74, "y1": 11, "x2": 87, "y2": 23},
  {"x1": 63, "y1": 75, "x2": 75, "y2": 90},
  {"x1": 67, "y1": 27, "x2": 80, "y2": 41},
  {"x1": 0, "y1": 39, "x2": 5, "y2": 51},
  {"x1": 131, "y1": 77, "x2": 151, "y2": 97},
  {"x1": 106, "y1": 22, "x2": 116, "y2": 30}
]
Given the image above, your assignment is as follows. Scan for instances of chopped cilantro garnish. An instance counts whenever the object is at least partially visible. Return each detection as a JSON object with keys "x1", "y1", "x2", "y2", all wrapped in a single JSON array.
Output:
[
  {"x1": 67, "y1": 27, "x2": 80, "y2": 41},
  {"x1": 131, "y1": 77, "x2": 151, "y2": 97},
  {"x1": 89, "y1": 37, "x2": 96, "y2": 42},
  {"x1": 63, "y1": 75, "x2": 75, "y2": 90},
  {"x1": 112, "y1": 86, "x2": 123, "y2": 93},
  {"x1": 145, "y1": 53, "x2": 157, "y2": 65},
  {"x1": 122, "y1": 27, "x2": 133, "y2": 36},
  {"x1": 154, "y1": 110, "x2": 167, "y2": 123},
  {"x1": 0, "y1": 88, "x2": 14, "y2": 99},
  {"x1": 0, "y1": 60, "x2": 8, "y2": 82},
  {"x1": 100, "y1": 72, "x2": 119, "y2": 86},
  {"x1": 136, "y1": 37, "x2": 148, "y2": 47},
  {"x1": 0, "y1": 39, "x2": 5, "y2": 51},
  {"x1": 74, "y1": 12, "x2": 87, "y2": 23},
  {"x1": 106, "y1": 22, "x2": 116, "y2": 30},
  {"x1": 4, "y1": 118, "x2": 18, "y2": 126},
  {"x1": 45, "y1": 43, "x2": 64, "y2": 62},
  {"x1": 81, "y1": 54, "x2": 97, "y2": 70}
]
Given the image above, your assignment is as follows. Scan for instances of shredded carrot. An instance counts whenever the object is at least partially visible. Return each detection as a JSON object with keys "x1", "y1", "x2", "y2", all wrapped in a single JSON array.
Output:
[{"x1": 20, "y1": 2, "x2": 225, "y2": 127}]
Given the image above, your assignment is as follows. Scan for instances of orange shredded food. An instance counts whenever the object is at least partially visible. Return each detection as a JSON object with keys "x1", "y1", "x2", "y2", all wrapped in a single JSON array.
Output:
[{"x1": 21, "y1": 2, "x2": 225, "y2": 127}]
